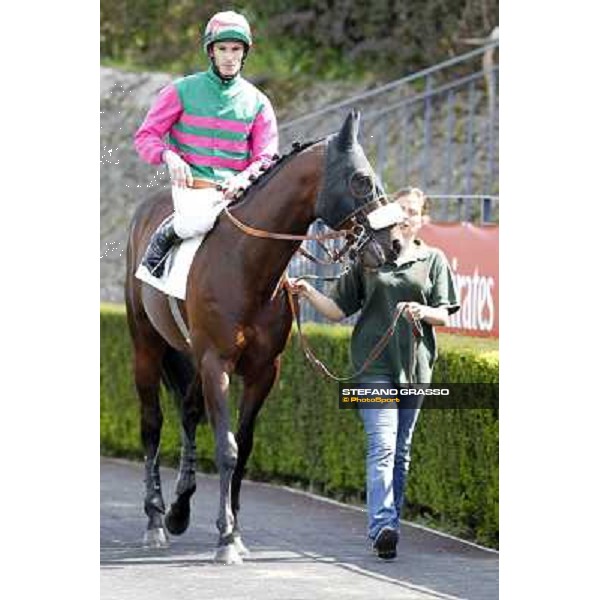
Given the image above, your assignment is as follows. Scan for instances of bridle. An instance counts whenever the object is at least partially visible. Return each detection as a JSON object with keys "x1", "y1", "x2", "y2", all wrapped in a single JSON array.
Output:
[{"x1": 222, "y1": 198, "x2": 380, "y2": 267}]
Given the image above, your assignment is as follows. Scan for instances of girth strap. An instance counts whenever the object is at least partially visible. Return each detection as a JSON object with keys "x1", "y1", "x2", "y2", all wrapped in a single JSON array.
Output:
[{"x1": 168, "y1": 295, "x2": 191, "y2": 346}]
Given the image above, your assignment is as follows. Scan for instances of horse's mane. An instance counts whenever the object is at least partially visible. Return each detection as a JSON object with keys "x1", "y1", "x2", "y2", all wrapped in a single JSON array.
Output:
[{"x1": 230, "y1": 138, "x2": 325, "y2": 208}]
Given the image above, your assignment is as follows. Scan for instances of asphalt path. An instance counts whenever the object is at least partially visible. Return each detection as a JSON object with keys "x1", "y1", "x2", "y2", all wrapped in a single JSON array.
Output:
[{"x1": 101, "y1": 457, "x2": 498, "y2": 600}]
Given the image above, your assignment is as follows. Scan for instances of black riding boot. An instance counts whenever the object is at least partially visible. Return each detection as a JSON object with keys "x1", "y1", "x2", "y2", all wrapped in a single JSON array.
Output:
[{"x1": 141, "y1": 214, "x2": 182, "y2": 277}]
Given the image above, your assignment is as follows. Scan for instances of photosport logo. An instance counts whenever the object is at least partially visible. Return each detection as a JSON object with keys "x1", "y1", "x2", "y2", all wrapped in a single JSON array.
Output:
[{"x1": 338, "y1": 382, "x2": 498, "y2": 409}]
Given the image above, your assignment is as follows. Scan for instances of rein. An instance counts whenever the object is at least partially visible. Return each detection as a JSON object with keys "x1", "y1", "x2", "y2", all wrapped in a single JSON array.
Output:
[
  {"x1": 224, "y1": 201, "x2": 424, "y2": 384},
  {"x1": 223, "y1": 207, "x2": 347, "y2": 242},
  {"x1": 221, "y1": 134, "x2": 419, "y2": 383},
  {"x1": 283, "y1": 278, "x2": 423, "y2": 384},
  {"x1": 224, "y1": 203, "x2": 421, "y2": 382},
  {"x1": 223, "y1": 206, "x2": 367, "y2": 265}
]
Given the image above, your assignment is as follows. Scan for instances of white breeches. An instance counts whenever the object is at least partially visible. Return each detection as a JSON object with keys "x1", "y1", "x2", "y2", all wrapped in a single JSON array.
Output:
[{"x1": 171, "y1": 186, "x2": 229, "y2": 239}]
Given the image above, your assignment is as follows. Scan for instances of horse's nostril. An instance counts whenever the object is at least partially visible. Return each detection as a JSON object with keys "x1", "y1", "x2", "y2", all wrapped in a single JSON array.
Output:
[{"x1": 392, "y1": 239, "x2": 402, "y2": 255}]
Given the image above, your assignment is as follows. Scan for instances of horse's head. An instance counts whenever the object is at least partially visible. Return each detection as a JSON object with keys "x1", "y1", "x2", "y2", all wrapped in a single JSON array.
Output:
[{"x1": 315, "y1": 110, "x2": 400, "y2": 268}]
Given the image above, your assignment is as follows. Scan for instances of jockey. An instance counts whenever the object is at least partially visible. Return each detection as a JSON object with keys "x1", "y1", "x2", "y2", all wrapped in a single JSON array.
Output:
[{"x1": 134, "y1": 10, "x2": 279, "y2": 277}]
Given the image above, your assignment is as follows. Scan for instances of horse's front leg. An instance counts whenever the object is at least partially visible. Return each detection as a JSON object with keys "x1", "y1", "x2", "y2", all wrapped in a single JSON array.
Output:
[
  {"x1": 231, "y1": 358, "x2": 281, "y2": 556},
  {"x1": 201, "y1": 349, "x2": 241, "y2": 565},
  {"x1": 165, "y1": 376, "x2": 203, "y2": 536}
]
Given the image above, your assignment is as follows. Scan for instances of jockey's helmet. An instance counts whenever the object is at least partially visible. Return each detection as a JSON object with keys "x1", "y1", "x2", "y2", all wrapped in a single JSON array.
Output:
[{"x1": 203, "y1": 11, "x2": 253, "y2": 54}]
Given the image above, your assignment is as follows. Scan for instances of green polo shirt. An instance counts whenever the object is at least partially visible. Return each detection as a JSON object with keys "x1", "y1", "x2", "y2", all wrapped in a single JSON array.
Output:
[{"x1": 330, "y1": 239, "x2": 460, "y2": 384}]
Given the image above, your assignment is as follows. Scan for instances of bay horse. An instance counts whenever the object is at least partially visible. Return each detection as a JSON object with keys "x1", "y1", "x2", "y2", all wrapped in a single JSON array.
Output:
[{"x1": 125, "y1": 110, "x2": 398, "y2": 564}]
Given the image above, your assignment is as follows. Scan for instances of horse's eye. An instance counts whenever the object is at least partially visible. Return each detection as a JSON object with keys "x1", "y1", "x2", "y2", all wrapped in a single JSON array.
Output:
[{"x1": 349, "y1": 171, "x2": 373, "y2": 199}]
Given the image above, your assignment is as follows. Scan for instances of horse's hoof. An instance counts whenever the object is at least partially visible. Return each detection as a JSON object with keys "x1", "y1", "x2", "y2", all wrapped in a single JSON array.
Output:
[
  {"x1": 143, "y1": 527, "x2": 169, "y2": 548},
  {"x1": 233, "y1": 535, "x2": 250, "y2": 557},
  {"x1": 165, "y1": 503, "x2": 190, "y2": 536},
  {"x1": 214, "y1": 543, "x2": 243, "y2": 565}
]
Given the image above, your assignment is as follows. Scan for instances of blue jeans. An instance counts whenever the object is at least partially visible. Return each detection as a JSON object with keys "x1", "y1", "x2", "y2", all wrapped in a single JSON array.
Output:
[{"x1": 359, "y1": 375, "x2": 422, "y2": 540}]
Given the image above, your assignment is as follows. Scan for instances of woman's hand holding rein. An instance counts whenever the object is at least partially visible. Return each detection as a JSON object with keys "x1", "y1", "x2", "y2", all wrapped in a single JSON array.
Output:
[{"x1": 288, "y1": 278, "x2": 346, "y2": 322}]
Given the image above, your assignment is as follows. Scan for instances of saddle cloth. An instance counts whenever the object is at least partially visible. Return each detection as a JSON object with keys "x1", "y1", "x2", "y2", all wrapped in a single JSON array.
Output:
[
  {"x1": 135, "y1": 236, "x2": 203, "y2": 300},
  {"x1": 135, "y1": 186, "x2": 228, "y2": 299}
]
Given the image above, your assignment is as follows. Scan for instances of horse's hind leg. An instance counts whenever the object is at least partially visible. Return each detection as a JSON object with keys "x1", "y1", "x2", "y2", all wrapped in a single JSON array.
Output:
[
  {"x1": 165, "y1": 376, "x2": 203, "y2": 535},
  {"x1": 134, "y1": 339, "x2": 169, "y2": 548},
  {"x1": 231, "y1": 358, "x2": 281, "y2": 556}
]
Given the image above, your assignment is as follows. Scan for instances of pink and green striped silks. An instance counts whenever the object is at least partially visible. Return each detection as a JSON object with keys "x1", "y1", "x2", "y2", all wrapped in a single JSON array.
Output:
[{"x1": 134, "y1": 68, "x2": 278, "y2": 182}]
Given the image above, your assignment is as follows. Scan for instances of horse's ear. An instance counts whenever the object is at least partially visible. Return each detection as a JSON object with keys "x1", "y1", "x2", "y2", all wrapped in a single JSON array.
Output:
[{"x1": 337, "y1": 109, "x2": 361, "y2": 150}]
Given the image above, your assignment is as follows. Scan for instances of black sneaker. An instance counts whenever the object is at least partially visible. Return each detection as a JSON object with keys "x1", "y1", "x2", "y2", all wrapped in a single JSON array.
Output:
[{"x1": 373, "y1": 526, "x2": 398, "y2": 559}]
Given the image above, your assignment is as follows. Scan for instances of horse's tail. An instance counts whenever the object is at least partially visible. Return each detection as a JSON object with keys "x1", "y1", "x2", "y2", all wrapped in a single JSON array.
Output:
[{"x1": 161, "y1": 347, "x2": 206, "y2": 422}]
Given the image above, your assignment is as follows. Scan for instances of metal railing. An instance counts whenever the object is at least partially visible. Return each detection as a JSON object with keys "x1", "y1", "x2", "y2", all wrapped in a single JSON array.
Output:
[{"x1": 283, "y1": 42, "x2": 499, "y2": 323}]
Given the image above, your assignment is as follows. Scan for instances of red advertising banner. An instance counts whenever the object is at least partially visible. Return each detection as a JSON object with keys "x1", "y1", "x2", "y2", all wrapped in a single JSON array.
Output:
[{"x1": 420, "y1": 223, "x2": 499, "y2": 338}]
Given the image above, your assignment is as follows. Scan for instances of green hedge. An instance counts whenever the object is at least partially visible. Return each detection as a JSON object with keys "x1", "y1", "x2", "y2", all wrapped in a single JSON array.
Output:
[{"x1": 101, "y1": 304, "x2": 498, "y2": 548}]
